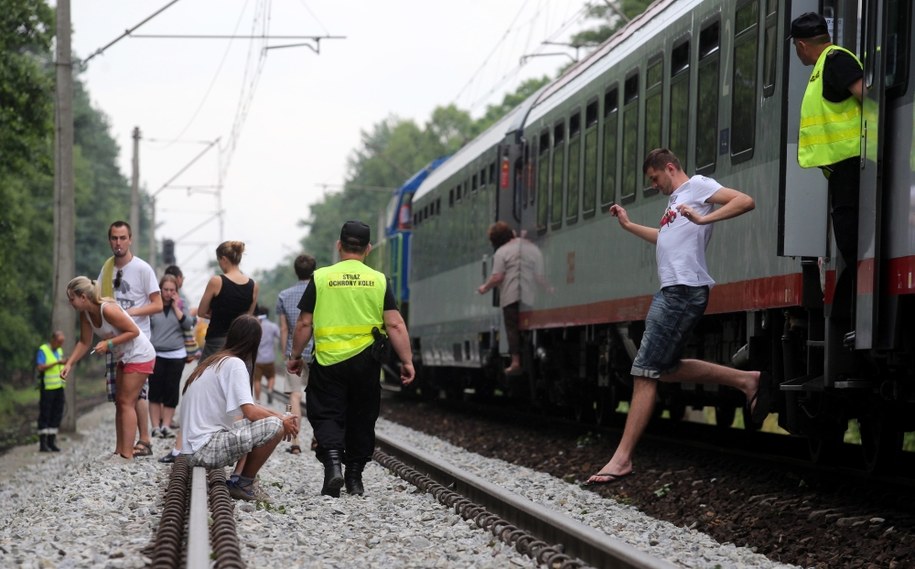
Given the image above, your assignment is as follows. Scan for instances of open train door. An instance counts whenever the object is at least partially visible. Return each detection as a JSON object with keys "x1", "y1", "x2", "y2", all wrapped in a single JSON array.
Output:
[{"x1": 854, "y1": 0, "x2": 888, "y2": 350}]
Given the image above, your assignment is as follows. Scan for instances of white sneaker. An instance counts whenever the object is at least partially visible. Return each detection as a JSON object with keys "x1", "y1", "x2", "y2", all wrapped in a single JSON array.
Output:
[{"x1": 151, "y1": 427, "x2": 162, "y2": 438}]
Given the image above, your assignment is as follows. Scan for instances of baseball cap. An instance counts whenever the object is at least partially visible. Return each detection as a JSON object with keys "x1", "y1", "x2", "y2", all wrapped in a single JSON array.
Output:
[
  {"x1": 340, "y1": 220, "x2": 370, "y2": 247},
  {"x1": 790, "y1": 12, "x2": 829, "y2": 39}
]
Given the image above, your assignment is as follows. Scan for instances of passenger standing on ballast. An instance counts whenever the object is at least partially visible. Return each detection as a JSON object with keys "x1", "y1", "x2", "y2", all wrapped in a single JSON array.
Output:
[
  {"x1": 197, "y1": 241, "x2": 259, "y2": 359},
  {"x1": 36, "y1": 331, "x2": 68, "y2": 452},
  {"x1": 286, "y1": 221, "x2": 415, "y2": 497},
  {"x1": 791, "y1": 12, "x2": 863, "y2": 327},
  {"x1": 585, "y1": 149, "x2": 766, "y2": 485}
]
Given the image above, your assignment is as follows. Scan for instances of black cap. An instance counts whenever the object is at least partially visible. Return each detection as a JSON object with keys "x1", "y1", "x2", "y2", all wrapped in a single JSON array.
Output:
[
  {"x1": 340, "y1": 220, "x2": 370, "y2": 247},
  {"x1": 790, "y1": 12, "x2": 829, "y2": 39}
]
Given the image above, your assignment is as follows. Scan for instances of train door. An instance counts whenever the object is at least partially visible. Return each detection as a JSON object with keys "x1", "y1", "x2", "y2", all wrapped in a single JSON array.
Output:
[
  {"x1": 781, "y1": 0, "x2": 830, "y2": 259},
  {"x1": 853, "y1": 0, "x2": 885, "y2": 350}
]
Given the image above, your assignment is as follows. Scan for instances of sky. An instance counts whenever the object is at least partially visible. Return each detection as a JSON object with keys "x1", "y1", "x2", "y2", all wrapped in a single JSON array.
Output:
[{"x1": 69, "y1": 0, "x2": 596, "y2": 301}]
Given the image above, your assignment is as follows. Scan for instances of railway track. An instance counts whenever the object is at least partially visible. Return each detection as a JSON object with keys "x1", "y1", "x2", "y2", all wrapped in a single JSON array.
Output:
[{"x1": 157, "y1": 385, "x2": 867, "y2": 568}]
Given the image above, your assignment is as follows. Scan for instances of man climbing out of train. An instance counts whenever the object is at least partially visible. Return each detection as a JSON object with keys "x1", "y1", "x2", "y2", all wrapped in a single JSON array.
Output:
[
  {"x1": 791, "y1": 12, "x2": 863, "y2": 339},
  {"x1": 586, "y1": 148, "x2": 771, "y2": 485}
]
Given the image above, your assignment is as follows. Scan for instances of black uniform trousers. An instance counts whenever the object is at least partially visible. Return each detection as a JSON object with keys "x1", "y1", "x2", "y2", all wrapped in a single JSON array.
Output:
[
  {"x1": 305, "y1": 345, "x2": 381, "y2": 465},
  {"x1": 38, "y1": 387, "x2": 65, "y2": 431},
  {"x1": 827, "y1": 157, "x2": 860, "y2": 321}
]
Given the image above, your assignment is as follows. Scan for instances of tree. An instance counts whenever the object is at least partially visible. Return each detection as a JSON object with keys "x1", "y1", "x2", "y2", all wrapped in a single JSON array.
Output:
[
  {"x1": 0, "y1": 0, "x2": 149, "y2": 382},
  {"x1": 569, "y1": 1, "x2": 654, "y2": 47}
]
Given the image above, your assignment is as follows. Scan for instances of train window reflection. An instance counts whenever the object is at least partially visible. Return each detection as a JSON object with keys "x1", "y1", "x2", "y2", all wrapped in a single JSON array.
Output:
[
  {"x1": 670, "y1": 39, "x2": 690, "y2": 169},
  {"x1": 537, "y1": 130, "x2": 550, "y2": 231},
  {"x1": 602, "y1": 87, "x2": 618, "y2": 208},
  {"x1": 621, "y1": 72, "x2": 639, "y2": 203},
  {"x1": 696, "y1": 19, "x2": 720, "y2": 174},
  {"x1": 567, "y1": 111, "x2": 581, "y2": 224},
  {"x1": 731, "y1": 0, "x2": 758, "y2": 161},
  {"x1": 551, "y1": 121, "x2": 565, "y2": 228},
  {"x1": 583, "y1": 99, "x2": 598, "y2": 218}
]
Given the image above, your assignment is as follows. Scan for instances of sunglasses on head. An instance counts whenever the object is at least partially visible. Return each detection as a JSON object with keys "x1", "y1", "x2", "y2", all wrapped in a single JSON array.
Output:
[{"x1": 114, "y1": 269, "x2": 123, "y2": 289}]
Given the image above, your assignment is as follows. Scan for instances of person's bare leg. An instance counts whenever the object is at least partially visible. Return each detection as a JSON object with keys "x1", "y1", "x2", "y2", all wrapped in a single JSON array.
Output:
[
  {"x1": 266, "y1": 374, "x2": 275, "y2": 398},
  {"x1": 253, "y1": 375, "x2": 262, "y2": 402},
  {"x1": 240, "y1": 430, "x2": 283, "y2": 478},
  {"x1": 136, "y1": 396, "x2": 151, "y2": 444},
  {"x1": 149, "y1": 402, "x2": 162, "y2": 434},
  {"x1": 289, "y1": 391, "x2": 302, "y2": 449},
  {"x1": 588, "y1": 377, "x2": 657, "y2": 482},
  {"x1": 162, "y1": 406, "x2": 176, "y2": 431},
  {"x1": 661, "y1": 360, "x2": 761, "y2": 409},
  {"x1": 116, "y1": 372, "x2": 146, "y2": 458}
]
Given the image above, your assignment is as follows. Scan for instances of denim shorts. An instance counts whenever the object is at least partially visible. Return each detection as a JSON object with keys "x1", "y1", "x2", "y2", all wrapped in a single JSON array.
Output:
[{"x1": 630, "y1": 285, "x2": 709, "y2": 379}]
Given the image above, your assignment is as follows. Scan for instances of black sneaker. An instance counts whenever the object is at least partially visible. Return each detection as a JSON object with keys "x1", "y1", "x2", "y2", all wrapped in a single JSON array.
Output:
[{"x1": 158, "y1": 452, "x2": 176, "y2": 464}]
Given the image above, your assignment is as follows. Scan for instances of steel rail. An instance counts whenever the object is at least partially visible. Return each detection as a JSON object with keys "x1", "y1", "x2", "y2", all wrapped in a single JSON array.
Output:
[{"x1": 375, "y1": 432, "x2": 678, "y2": 569}]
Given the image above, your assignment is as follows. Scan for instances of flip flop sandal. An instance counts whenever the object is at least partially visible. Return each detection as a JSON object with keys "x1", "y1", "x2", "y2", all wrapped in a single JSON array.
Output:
[
  {"x1": 133, "y1": 440, "x2": 153, "y2": 457},
  {"x1": 582, "y1": 471, "x2": 634, "y2": 486},
  {"x1": 287, "y1": 445, "x2": 301, "y2": 455}
]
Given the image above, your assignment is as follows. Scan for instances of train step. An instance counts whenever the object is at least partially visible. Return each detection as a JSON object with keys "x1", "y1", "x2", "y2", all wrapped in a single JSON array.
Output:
[{"x1": 779, "y1": 374, "x2": 824, "y2": 392}]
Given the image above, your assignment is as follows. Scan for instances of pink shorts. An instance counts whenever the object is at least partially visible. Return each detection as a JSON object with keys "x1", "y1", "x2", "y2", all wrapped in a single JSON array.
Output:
[{"x1": 120, "y1": 359, "x2": 156, "y2": 375}]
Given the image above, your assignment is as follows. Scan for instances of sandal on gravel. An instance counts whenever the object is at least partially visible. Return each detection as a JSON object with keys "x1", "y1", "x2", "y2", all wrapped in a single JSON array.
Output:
[
  {"x1": 287, "y1": 445, "x2": 301, "y2": 455},
  {"x1": 133, "y1": 440, "x2": 153, "y2": 457}
]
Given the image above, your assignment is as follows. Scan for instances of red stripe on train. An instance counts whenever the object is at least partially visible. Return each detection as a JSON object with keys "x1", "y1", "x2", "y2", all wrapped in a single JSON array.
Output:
[{"x1": 520, "y1": 256, "x2": 915, "y2": 330}]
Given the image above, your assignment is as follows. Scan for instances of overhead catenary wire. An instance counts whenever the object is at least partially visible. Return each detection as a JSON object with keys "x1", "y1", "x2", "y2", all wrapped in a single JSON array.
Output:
[{"x1": 451, "y1": 0, "x2": 592, "y2": 114}]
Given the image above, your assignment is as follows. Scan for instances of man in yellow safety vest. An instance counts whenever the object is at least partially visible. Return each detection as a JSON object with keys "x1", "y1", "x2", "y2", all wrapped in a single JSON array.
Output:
[
  {"x1": 37, "y1": 331, "x2": 68, "y2": 452},
  {"x1": 286, "y1": 220, "x2": 415, "y2": 497},
  {"x1": 792, "y1": 12, "x2": 864, "y2": 330}
]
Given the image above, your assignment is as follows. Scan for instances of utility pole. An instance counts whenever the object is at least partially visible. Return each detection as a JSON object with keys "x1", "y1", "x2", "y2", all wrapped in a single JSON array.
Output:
[
  {"x1": 53, "y1": 0, "x2": 77, "y2": 433},
  {"x1": 131, "y1": 127, "x2": 141, "y2": 250}
]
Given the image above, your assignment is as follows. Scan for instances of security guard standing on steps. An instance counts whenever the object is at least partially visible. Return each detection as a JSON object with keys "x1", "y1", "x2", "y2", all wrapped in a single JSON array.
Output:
[
  {"x1": 37, "y1": 331, "x2": 68, "y2": 452},
  {"x1": 791, "y1": 12, "x2": 863, "y2": 332},
  {"x1": 286, "y1": 220, "x2": 415, "y2": 497}
]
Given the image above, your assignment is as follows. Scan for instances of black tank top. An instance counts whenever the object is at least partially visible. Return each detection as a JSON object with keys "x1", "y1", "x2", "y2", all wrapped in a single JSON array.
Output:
[{"x1": 206, "y1": 275, "x2": 255, "y2": 338}]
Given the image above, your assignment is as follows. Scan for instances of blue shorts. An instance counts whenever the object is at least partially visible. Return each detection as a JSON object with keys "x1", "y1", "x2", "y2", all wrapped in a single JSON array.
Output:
[{"x1": 630, "y1": 285, "x2": 709, "y2": 379}]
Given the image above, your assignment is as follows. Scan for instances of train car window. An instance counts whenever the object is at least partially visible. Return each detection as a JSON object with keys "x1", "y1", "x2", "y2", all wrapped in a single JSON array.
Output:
[
  {"x1": 670, "y1": 38, "x2": 691, "y2": 169},
  {"x1": 583, "y1": 99, "x2": 598, "y2": 218},
  {"x1": 567, "y1": 111, "x2": 581, "y2": 225},
  {"x1": 413, "y1": 212, "x2": 419, "y2": 226},
  {"x1": 537, "y1": 129, "x2": 550, "y2": 231},
  {"x1": 731, "y1": 0, "x2": 758, "y2": 162},
  {"x1": 885, "y1": 0, "x2": 911, "y2": 96},
  {"x1": 762, "y1": 0, "x2": 777, "y2": 97},
  {"x1": 602, "y1": 86, "x2": 619, "y2": 208},
  {"x1": 463, "y1": 180, "x2": 469, "y2": 201},
  {"x1": 551, "y1": 121, "x2": 565, "y2": 228},
  {"x1": 480, "y1": 167, "x2": 486, "y2": 187},
  {"x1": 621, "y1": 71, "x2": 639, "y2": 203},
  {"x1": 449, "y1": 188, "x2": 454, "y2": 207},
  {"x1": 472, "y1": 173, "x2": 478, "y2": 192},
  {"x1": 644, "y1": 56, "x2": 664, "y2": 162},
  {"x1": 435, "y1": 197, "x2": 440, "y2": 216},
  {"x1": 731, "y1": 0, "x2": 759, "y2": 164},
  {"x1": 696, "y1": 19, "x2": 720, "y2": 174}
]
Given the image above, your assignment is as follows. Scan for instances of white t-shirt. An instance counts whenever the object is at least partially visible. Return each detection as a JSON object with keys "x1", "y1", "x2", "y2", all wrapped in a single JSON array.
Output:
[
  {"x1": 97, "y1": 256, "x2": 160, "y2": 338},
  {"x1": 655, "y1": 175, "x2": 721, "y2": 288},
  {"x1": 179, "y1": 357, "x2": 254, "y2": 453}
]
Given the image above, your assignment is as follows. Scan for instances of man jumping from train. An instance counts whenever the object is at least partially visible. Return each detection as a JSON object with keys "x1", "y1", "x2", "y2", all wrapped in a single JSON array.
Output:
[{"x1": 586, "y1": 148, "x2": 771, "y2": 485}]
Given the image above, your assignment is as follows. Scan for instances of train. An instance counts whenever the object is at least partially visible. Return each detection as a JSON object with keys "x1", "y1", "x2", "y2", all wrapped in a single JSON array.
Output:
[{"x1": 373, "y1": 0, "x2": 915, "y2": 473}]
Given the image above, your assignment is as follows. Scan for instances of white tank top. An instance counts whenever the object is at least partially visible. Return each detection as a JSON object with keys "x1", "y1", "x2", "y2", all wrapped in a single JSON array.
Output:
[{"x1": 87, "y1": 302, "x2": 156, "y2": 364}]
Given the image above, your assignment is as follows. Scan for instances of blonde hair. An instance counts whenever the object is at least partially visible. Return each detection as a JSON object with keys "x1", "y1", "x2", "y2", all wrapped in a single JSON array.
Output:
[
  {"x1": 216, "y1": 241, "x2": 245, "y2": 266},
  {"x1": 66, "y1": 276, "x2": 115, "y2": 305}
]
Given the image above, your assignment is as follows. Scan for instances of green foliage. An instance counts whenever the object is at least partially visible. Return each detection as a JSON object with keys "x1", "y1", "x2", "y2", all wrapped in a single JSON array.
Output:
[
  {"x1": 569, "y1": 1, "x2": 654, "y2": 47},
  {"x1": 0, "y1": 1, "x2": 147, "y2": 383}
]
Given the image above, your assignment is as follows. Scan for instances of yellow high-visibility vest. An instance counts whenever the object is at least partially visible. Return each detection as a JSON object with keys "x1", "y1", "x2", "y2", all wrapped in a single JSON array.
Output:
[
  {"x1": 312, "y1": 259, "x2": 386, "y2": 366},
  {"x1": 798, "y1": 45, "x2": 862, "y2": 169},
  {"x1": 38, "y1": 344, "x2": 64, "y2": 390}
]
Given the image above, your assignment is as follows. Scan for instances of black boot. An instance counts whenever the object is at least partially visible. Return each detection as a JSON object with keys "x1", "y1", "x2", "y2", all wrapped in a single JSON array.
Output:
[
  {"x1": 39, "y1": 434, "x2": 50, "y2": 453},
  {"x1": 344, "y1": 462, "x2": 365, "y2": 496},
  {"x1": 47, "y1": 434, "x2": 61, "y2": 452},
  {"x1": 321, "y1": 450, "x2": 344, "y2": 497}
]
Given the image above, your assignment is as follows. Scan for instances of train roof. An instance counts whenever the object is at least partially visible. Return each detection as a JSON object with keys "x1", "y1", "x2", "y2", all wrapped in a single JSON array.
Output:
[
  {"x1": 412, "y1": 90, "x2": 543, "y2": 203},
  {"x1": 526, "y1": 0, "x2": 691, "y2": 124}
]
